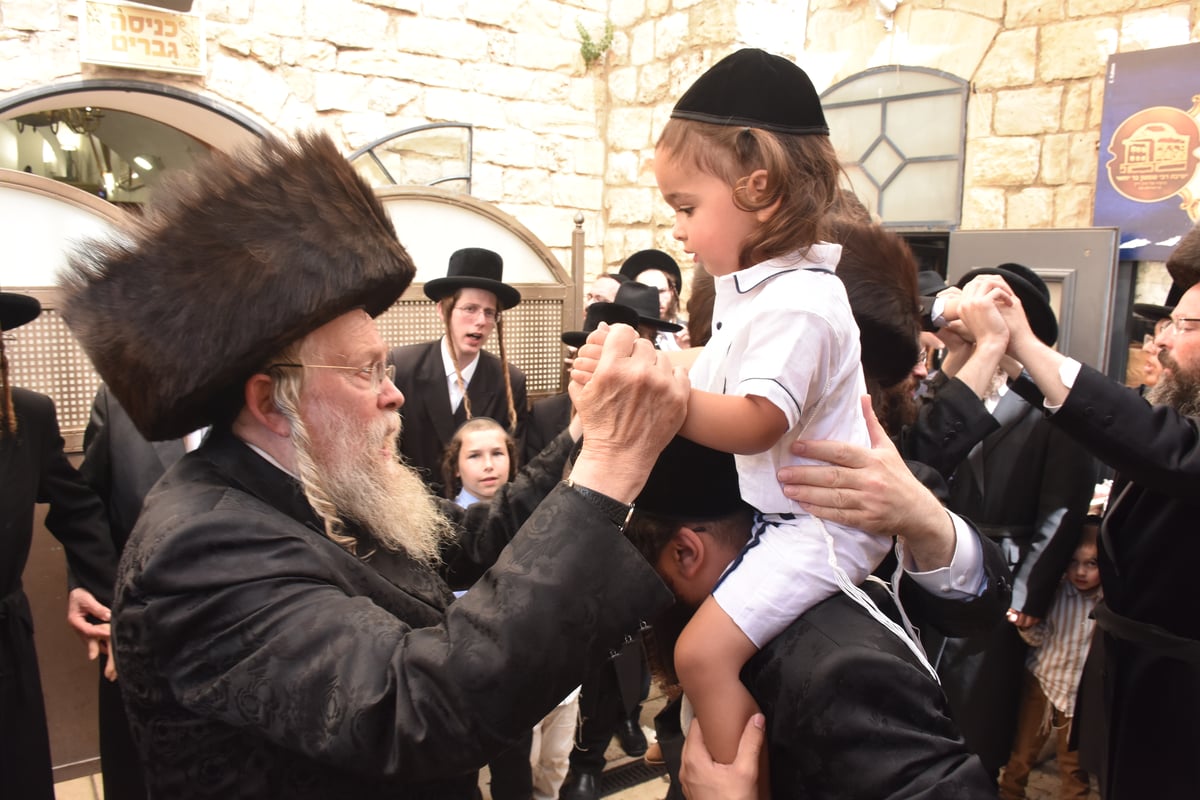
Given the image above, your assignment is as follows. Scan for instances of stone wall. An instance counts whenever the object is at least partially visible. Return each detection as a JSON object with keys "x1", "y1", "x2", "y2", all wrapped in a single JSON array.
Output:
[{"x1": 2, "y1": 0, "x2": 1197, "y2": 298}]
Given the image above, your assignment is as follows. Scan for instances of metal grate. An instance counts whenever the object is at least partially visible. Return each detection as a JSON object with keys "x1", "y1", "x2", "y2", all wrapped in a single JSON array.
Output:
[
  {"x1": 6, "y1": 305, "x2": 102, "y2": 443},
  {"x1": 599, "y1": 759, "x2": 669, "y2": 796},
  {"x1": 376, "y1": 296, "x2": 566, "y2": 397}
]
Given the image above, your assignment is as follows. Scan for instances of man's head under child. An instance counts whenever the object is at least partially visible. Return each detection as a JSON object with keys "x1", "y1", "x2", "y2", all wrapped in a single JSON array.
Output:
[
  {"x1": 653, "y1": 50, "x2": 842, "y2": 277},
  {"x1": 1069, "y1": 520, "x2": 1101, "y2": 594}
]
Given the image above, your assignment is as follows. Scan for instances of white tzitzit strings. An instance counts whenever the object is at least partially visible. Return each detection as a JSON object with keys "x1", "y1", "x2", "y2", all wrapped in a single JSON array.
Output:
[{"x1": 820, "y1": 518, "x2": 940, "y2": 683}]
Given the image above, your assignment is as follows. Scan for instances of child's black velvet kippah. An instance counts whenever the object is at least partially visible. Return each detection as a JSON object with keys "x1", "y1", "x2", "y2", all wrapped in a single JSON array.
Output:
[{"x1": 671, "y1": 48, "x2": 829, "y2": 136}]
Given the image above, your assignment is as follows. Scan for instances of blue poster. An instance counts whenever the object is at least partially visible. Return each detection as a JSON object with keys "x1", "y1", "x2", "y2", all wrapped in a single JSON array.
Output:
[{"x1": 1093, "y1": 42, "x2": 1200, "y2": 262}]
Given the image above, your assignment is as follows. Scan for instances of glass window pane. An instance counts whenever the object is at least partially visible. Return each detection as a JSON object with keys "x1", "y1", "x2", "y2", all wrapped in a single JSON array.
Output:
[
  {"x1": 881, "y1": 161, "x2": 961, "y2": 224},
  {"x1": 840, "y1": 167, "x2": 879, "y2": 213},
  {"x1": 825, "y1": 103, "x2": 882, "y2": 161},
  {"x1": 887, "y1": 95, "x2": 963, "y2": 158}
]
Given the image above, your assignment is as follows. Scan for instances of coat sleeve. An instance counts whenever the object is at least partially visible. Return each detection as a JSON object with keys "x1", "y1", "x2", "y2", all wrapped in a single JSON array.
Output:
[
  {"x1": 900, "y1": 377, "x2": 999, "y2": 480},
  {"x1": 125, "y1": 482, "x2": 671, "y2": 781},
  {"x1": 33, "y1": 391, "x2": 117, "y2": 605},
  {"x1": 440, "y1": 427, "x2": 575, "y2": 587},
  {"x1": 1054, "y1": 364, "x2": 1200, "y2": 499},
  {"x1": 897, "y1": 523, "x2": 1013, "y2": 640}
]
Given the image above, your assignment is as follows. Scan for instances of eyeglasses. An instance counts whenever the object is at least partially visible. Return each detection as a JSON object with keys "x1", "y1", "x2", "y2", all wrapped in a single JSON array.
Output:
[
  {"x1": 269, "y1": 361, "x2": 396, "y2": 394},
  {"x1": 454, "y1": 303, "x2": 498, "y2": 321},
  {"x1": 1161, "y1": 317, "x2": 1200, "y2": 336}
]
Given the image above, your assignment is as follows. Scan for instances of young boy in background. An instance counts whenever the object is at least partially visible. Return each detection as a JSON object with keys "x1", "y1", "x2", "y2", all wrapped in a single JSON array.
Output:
[{"x1": 999, "y1": 520, "x2": 1103, "y2": 800}]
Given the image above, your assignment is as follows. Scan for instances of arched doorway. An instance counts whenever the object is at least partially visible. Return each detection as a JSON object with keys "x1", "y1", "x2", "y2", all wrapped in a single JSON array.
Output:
[{"x1": 0, "y1": 79, "x2": 267, "y2": 207}]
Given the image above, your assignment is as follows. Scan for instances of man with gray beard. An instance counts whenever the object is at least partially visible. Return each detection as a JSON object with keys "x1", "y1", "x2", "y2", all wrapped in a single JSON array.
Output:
[
  {"x1": 57, "y1": 131, "x2": 688, "y2": 800},
  {"x1": 956, "y1": 231, "x2": 1200, "y2": 800}
]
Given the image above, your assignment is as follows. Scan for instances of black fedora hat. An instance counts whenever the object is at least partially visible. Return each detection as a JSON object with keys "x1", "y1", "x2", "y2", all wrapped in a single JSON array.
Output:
[
  {"x1": 671, "y1": 48, "x2": 829, "y2": 136},
  {"x1": 610, "y1": 282, "x2": 682, "y2": 332},
  {"x1": 424, "y1": 247, "x2": 521, "y2": 310},
  {"x1": 917, "y1": 269, "x2": 950, "y2": 298},
  {"x1": 619, "y1": 249, "x2": 682, "y2": 293},
  {"x1": 561, "y1": 302, "x2": 641, "y2": 349},
  {"x1": 957, "y1": 262, "x2": 1057, "y2": 346},
  {"x1": 1133, "y1": 281, "x2": 1184, "y2": 322},
  {"x1": 0, "y1": 290, "x2": 41, "y2": 331}
]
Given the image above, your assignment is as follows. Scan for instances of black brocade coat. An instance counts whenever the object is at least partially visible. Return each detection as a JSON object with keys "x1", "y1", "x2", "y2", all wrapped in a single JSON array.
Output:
[
  {"x1": 388, "y1": 340, "x2": 528, "y2": 494},
  {"x1": 745, "y1": 585, "x2": 996, "y2": 799},
  {"x1": 1050, "y1": 366, "x2": 1200, "y2": 799},
  {"x1": 0, "y1": 388, "x2": 116, "y2": 800},
  {"x1": 113, "y1": 428, "x2": 669, "y2": 799}
]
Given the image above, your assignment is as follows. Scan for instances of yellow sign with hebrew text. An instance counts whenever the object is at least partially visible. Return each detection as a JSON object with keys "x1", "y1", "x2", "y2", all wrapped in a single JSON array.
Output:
[{"x1": 80, "y1": 0, "x2": 205, "y2": 76}]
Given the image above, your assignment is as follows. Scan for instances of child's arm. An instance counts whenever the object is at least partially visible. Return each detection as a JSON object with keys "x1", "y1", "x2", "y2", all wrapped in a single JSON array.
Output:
[{"x1": 680, "y1": 389, "x2": 788, "y2": 455}]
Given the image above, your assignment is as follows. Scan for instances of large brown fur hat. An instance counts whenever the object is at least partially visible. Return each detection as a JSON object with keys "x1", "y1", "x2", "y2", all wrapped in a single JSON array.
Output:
[
  {"x1": 59, "y1": 130, "x2": 415, "y2": 441},
  {"x1": 1166, "y1": 222, "x2": 1200, "y2": 291},
  {"x1": 826, "y1": 218, "x2": 921, "y2": 388}
]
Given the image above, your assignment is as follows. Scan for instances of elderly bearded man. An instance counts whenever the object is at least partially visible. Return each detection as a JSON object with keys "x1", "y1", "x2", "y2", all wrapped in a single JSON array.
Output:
[
  {"x1": 58, "y1": 132, "x2": 688, "y2": 800},
  {"x1": 955, "y1": 227, "x2": 1200, "y2": 800}
]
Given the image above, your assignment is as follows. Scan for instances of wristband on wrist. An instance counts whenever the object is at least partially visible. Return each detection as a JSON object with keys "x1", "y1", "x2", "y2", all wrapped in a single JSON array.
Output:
[{"x1": 564, "y1": 479, "x2": 635, "y2": 532}]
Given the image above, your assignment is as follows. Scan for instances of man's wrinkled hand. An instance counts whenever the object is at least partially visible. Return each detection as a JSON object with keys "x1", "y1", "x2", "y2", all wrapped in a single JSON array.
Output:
[
  {"x1": 779, "y1": 396, "x2": 956, "y2": 568},
  {"x1": 679, "y1": 715, "x2": 766, "y2": 800}
]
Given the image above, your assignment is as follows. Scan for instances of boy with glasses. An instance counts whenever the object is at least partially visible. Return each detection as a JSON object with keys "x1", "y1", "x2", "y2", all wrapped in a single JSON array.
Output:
[{"x1": 388, "y1": 248, "x2": 528, "y2": 495}]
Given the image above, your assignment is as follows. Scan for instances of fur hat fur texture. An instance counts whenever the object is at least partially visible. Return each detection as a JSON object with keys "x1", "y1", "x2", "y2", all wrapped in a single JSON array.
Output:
[
  {"x1": 826, "y1": 219, "x2": 922, "y2": 389},
  {"x1": 1166, "y1": 222, "x2": 1200, "y2": 291},
  {"x1": 59, "y1": 131, "x2": 416, "y2": 440}
]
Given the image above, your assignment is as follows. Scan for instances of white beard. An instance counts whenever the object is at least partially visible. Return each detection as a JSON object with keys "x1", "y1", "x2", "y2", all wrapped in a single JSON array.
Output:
[{"x1": 299, "y1": 404, "x2": 455, "y2": 565}]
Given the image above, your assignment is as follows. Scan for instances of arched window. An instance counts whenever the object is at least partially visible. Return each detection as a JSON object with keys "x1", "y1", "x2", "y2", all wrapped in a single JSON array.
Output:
[{"x1": 822, "y1": 66, "x2": 968, "y2": 229}]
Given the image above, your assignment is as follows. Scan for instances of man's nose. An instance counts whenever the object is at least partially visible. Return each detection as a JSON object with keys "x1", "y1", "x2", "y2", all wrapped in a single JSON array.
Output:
[{"x1": 379, "y1": 378, "x2": 404, "y2": 410}]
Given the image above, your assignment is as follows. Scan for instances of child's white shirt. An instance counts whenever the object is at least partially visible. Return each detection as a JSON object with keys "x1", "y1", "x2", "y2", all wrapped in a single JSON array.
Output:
[{"x1": 690, "y1": 244, "x2": 891, "y2": 647}]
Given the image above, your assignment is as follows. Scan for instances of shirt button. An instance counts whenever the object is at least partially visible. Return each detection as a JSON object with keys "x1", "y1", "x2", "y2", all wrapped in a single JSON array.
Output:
[{"x1": 716, "y1": 321, "x2": 722, "y2": 330}]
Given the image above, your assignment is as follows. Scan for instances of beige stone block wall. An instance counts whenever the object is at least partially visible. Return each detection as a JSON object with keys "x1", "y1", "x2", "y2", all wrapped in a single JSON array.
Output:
[{"x1": 2, "y1": 0, "x2": 1198, "y2": 291}]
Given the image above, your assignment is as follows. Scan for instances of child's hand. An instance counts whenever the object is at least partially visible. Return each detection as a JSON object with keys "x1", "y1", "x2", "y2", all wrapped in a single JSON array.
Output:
[
  {"x1": 1006, "y1": 609, "x2": 1041, "y2": 629},
  {"x1": 569, "y1": 322, "x2": 612, "y2": 387}
]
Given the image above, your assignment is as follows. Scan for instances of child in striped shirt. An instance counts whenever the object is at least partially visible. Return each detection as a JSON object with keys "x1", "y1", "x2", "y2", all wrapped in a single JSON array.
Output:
[{"x1": 999, "y1": 519, "x2": 1103, "y2": 800}]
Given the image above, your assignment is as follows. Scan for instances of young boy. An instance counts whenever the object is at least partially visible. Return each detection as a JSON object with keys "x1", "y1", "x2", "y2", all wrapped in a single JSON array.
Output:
[{"x1": 999, "y1": 520, "x2": 1103, "y2": 800}]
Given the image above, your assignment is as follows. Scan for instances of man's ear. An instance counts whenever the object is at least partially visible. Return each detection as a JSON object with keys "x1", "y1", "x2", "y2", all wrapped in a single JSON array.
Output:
[
  {"x1": 243, "y1": 374, "x2": 291, "y2": 438},
  {"x1": 671, "y1": 525, "x2": 708, "y2": 579}
]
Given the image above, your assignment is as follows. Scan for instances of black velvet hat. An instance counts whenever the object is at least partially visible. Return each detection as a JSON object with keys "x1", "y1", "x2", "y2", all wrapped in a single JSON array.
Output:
[
  {"x1": 619, "y1": 249, "x2": 682, "y2": 293},
  {"x1": 561, "y1": 302, "x2": 641, "y2": 349},
  {"x1": 1133, "y1": 281, "x2": 1182, "y2": 323},
  {"x1": 671, "y1": 48, "x2": 829, "y2": 136},
  {"x1": 612, "y1": 282, "x2": 683, "y2": 331},
  {"x1": 424, "y1": 247, "x2": 521, "y2": 310},
  {"x1": 0, "y1": 291, "x2": 41, "y2": 331},
  {"x1": 956, "y1": 262, "x2": 1058, "y2": 346},
  {"x1": 635, "y1": 435, "x2": 748, "y2": 520}
]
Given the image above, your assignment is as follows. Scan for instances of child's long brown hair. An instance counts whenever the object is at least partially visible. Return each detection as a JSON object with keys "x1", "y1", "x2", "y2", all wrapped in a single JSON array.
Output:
[{"x1": 656, "y1": 118, "x2": 841, "y2": 269}]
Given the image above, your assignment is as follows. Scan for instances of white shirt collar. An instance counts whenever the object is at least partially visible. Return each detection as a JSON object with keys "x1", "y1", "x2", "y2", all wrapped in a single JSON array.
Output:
[
  {"x1": 730, "y1": 242, "x2": 842, "y2": 293},
  {"x1": 441, "y1": 336, "x2": 481, "y2": 411}
]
